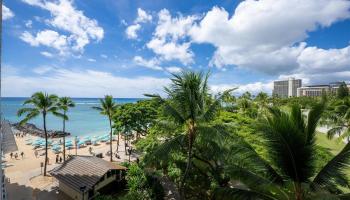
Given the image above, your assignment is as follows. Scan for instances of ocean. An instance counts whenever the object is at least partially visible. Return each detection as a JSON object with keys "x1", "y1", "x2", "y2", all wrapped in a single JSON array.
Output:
[{"x1": 1, "y1": 97, "x2": 141, "y2": 136}]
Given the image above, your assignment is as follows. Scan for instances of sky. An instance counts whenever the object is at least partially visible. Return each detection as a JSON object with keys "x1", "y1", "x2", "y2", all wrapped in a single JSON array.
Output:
[{"x1": 2, "y1": 0, "x2": 350, "y2": 97}]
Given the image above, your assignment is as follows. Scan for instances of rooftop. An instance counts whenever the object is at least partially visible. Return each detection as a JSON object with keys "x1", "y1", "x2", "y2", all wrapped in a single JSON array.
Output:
[
  {"x1": 50, "y1": 156, "x2": 126, "y2": 192},
  {"x1": 1, "y1": 120, "x2": 18, "y2": 154}
]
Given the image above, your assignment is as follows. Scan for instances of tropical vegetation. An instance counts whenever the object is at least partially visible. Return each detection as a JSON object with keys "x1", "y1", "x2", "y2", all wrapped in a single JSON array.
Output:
[{"x1": 18, "y1": 71, "x2": 350, "y2": 199}]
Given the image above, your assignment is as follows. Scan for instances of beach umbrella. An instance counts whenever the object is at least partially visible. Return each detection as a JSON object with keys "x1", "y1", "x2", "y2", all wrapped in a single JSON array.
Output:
[
  {"x1": 32, "y1": 140, "x2": 42, "y2": 146},
  {"x1": 52, "y1": 146, "x2": 61, "y2": 150}
]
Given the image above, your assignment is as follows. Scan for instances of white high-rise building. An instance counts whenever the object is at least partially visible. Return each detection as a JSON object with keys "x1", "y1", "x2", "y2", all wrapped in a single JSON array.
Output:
[{"x1": 273, "y1": 78, "x2": 302, "y2": 98}]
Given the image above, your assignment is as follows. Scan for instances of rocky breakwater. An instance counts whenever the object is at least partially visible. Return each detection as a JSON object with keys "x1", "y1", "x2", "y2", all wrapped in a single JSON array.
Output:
[{"x1": 12, "y1": 122, "x2": 71, "y2": 138}]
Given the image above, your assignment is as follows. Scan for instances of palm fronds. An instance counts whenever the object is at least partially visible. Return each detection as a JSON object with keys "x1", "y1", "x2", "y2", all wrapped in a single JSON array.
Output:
[
  {"x1": 144, "y1": 134, "x2": 187, "y2": 165},
  {"x1": 312, "y1": 141, "x2": 350, "y2": 189},
  {"x1": 212, "y1": 187, "x2": 278, "y2": 200},
  {"x1": 257, "y1": 104, "x2": 316, "y2": 183}
]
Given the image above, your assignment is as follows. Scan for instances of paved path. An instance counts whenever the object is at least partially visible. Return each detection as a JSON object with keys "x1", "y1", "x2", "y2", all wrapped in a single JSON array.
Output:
[{"x1": 5, "y1": 164, "x2": 66, "y2": 200}]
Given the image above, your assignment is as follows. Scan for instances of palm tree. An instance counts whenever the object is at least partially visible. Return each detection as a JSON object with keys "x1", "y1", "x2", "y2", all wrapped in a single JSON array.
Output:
[
  {"x1": 146, "y1": 71, "x2": 233, "y2": 198},
  {"x1": 255, "y1": 92, "x2": 269, "y2": 107},
  {"x1": 92, "y1": 95, "x2": 117, "y2": 162},
  {"x1": 324, "y1": 97, "x2": 350, "y2": 141},
  {"x1": 17, "y1": 92, "x2": 60, "y2": 176},
  {"x1": 57, "y1": 97, "x2": 75, "y2": 162},
  {"x1": 214, "y1": 103, "x2": 350, "y2": 199}
]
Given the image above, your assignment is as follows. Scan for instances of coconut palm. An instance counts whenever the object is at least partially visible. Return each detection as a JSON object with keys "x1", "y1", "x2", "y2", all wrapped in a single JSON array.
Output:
[
  {"x1": 255, "y1": 92, "x2": 269, "y2": 107},
  {"x1": 17, "y1": 92, "x2": 60, "y2": 176},
  {"x1": 92, "y1": 95, "x2": 117, "y2": 162},
  {"x1": 56, "y1": 97, "x2": 75, "y2": 162},
  {"x1": 146, "y1": 71, "x2": 233, "y2": 198},
  {"x1": 214, "y1": 103, "x2": 350, "y2": 200},
  {"x1": 325, "y1": 97, "x2": 350, "y2": 141}
]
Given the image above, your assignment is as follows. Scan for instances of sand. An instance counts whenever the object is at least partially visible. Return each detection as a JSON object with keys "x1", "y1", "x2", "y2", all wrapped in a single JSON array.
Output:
[{"x1": 4, "y1": 131, "x2": 138, "y2": 200}]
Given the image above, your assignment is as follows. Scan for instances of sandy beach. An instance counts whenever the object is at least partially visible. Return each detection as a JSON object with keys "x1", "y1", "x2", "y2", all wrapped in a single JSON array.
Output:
[{"x1": 4, "y1": 130, "x2": 137, "y2": 200}]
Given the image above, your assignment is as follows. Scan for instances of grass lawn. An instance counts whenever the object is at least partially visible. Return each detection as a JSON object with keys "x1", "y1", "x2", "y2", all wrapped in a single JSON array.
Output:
[{"x1": 316, "y1": 132, "x2": 345, "y2": 155}]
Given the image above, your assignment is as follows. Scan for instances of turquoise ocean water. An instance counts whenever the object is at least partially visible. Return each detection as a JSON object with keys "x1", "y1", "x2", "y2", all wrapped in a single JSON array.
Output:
[{"x1": 1, "y1": 97, "x2": 140, "y2": 136}]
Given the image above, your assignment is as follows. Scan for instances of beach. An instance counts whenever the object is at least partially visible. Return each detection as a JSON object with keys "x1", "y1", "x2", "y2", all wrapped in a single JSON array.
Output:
[{"x1": 4, "y1": 129, "x2": 137, "y2": 200}]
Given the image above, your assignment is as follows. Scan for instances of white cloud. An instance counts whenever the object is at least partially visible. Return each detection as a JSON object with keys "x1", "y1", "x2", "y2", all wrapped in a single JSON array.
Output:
[
  {"x1": 133, "y1": 56, "x2": 163, "y2": 70},
  {"x1": 20, "y1": 30, "x2": 69, "y2": 54},
  {"x1": 100, "y1": 54, "x2": 108, "y2": 59},
  {"x1": 126, "y1": 24, "x2": 141, "y2": 39},
  {"x1": 3, "y1": 68, "x2": 169, "y2": 97},
  {"x1": 3, "y1": 5, "x2": 14, "y2": 20},
  {"x1": 87, "y1": 58, "x2": 96, "y2": 62},
  {"x1": 40, "y1": 51, "x2": 54, "y2": 57},
  {"x1": 189, "y1": 0, "x2": 350, "y2": 73},
  {"x1": 135, "y1": 8, "x2": 152, "y2": 23},
  {"x1": 20, "y1": 30, "x2": 68, "y2": 50},
  {"x1": 165, "y1": 66, "x2": 182, "y2": 73},
  {"x1": 279, "y1": 71, "x2": 350, "y2": 86},
  {"x1": 21, "y1": 0, "x2": 104, "y2": 54},
  {"x1": 25, "y1": 20, "x2": 33, "y2": 28},
  {"x1": 147, "y1": 9, "x2": 198, "y2": 65},
  {"x1": 32, "y1": 66, "x2": 54, "y2": 74},
  {"x1": 297, "y1": 45, "x2": 350, "y2": 73},
  {"x1": 276, "y1": 45, "x2": 350, "y2": 85},
  {"x1": 211, "y1": 81, "x2": 273, "y2": 95},
  {"x1": 125, "y1": 8, "x2": 152, "y2": 40},
  {"x1": 147, "y1": 39, "x2": 193, "y2": 65},
  {"x1": 121, "y1": 19, "x2": 127, "y2": 26}
]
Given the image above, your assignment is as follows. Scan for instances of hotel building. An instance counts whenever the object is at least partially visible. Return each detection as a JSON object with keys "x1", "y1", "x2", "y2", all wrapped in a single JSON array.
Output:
[
  {"x1": 273, "y1": 78, "x2": 302, "y2": 98},
  {"x1": 297, "y1": 82, "x2": 350, "y2": 97},
  {"x1": 297, "y1": 85, "x2": 330, "y2": 97}
]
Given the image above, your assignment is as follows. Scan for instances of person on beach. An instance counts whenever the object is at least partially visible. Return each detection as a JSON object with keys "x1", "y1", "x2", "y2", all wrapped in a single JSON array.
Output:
[
  {"x1": 21, "y1": 152, "x2": 24, "y2": 159},
  {"x1": 89, "y1": 147, "x2": 93, "y2": 154},
  {"x1": 34, "y1": 150, "x2": 38, "y2": 158},
  {"x1": 56, "y1": 155, "x2": 59, "y2": 163},
  {"x1": 59, "y1": 156, "x2": 62, "y2": 163},
  {"x1": 10, "y1": 152, "x2": 13, "y2": 159},
  {"x1": 14, "y1": 153, "x2": 18, "y2": 160}
]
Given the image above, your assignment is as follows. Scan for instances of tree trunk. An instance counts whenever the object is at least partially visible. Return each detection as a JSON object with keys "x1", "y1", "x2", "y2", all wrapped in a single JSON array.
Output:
[
  {"x1": 295, "y1": 182, "x2": 303, "y2": 200},
  {"x1": 180, "y1": 122, "x2": 195, "y2": 199},
  {"x1": 125, "y1": 135, "x2": 127, "y2": 155},
  {"x1": 117, "y1": 132, "x2": 119, "y2": 153},
  {"x1": 75, "y1": 136, "x2": 77, "y2": 156},
  {"x1": 63, "y1": 111, "x2": 66, "y2": 162},
  {"x1": 109, "y1": 117, "x2": 113, "y2": 162},
  {"x1": 43, "y1": 112, "x2": 48, "y2": 176}
]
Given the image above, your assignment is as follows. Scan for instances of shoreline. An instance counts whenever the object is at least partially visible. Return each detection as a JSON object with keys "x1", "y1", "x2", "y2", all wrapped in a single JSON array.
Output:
[{"x1": 12, "y1": 122, "x2": 71, "y2": 138}]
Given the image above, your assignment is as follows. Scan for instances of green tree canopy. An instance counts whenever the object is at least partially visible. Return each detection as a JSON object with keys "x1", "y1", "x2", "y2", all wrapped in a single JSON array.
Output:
[{"x1": 337, "y1": 82, "x2": 349, "y2": 99}]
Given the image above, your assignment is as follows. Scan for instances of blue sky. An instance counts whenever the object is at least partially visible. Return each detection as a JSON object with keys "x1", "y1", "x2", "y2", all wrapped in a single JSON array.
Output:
[{"x1": 2, "y1": 0, "x2": 350, "y2": 97}]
